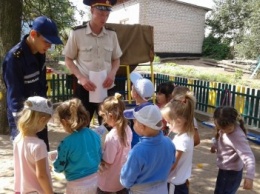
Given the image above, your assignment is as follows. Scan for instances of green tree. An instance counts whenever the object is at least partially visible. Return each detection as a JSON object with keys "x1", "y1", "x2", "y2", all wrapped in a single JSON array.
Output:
[
  {"x1": 206, "y1": 0, "x2": 260, "y2": 58},
  {"x1": 0, "y1": 0, "x2": 85, "y2": 60},
  {"x1": 207, "y1": 0, "x2": 251, "y2": 44},
  {"x1": 22, "y1": 0, "x2": 85, "y2": 40},
  {"x1": 202, "y1": 34, "x2": 230, "y2": 60},
  {"x1": 205, "y1": 0, "x2": 260, "y2": 59},
  {"x1": 0, "y1": 0, "x2": 85, "y2": 134},
  {"x1": 234, "y1": 1, "x2": 260, "y2": 58}
]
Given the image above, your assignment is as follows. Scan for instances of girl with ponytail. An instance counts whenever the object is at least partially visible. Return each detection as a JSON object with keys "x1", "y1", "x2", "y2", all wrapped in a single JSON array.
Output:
[
  {"x1": 53, "y1": 98, "x2": 102, "y2": 194},
  {"x1": 97, "y1": 93, "x2": 132, "y2": 194},
  {"x1": 211, "y1": 106, "x2": 255, "y2": 193}
]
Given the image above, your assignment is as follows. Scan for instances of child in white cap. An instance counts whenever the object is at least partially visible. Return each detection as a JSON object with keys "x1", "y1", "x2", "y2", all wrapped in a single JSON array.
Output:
[
  {"x1": 121, "y1": 103, "x2": 176, "y2": 194},
  {"x1": 128, "y1": 72, "x2": 155, "y2": 147},
  {"x1": 13, "y1": 96, "x2": 53, "y2": 194},
  {"x1": 130, "y1": 72, "x2": 154, "y2": 103}
]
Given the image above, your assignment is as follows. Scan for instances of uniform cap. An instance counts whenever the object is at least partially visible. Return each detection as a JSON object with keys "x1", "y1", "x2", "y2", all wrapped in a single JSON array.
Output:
[
  {"x1": 31, "y1": 16, "x2": 63, "y2": 44},
  {"x1": 83, "y1": 0, "x2": 117, "y2": 11},
  {"x1": 123, "y1": 102, "x2": 162, "y2": 130},
  {"x1": 24, "y1": 96, "x2": 53, "y2": 115}
]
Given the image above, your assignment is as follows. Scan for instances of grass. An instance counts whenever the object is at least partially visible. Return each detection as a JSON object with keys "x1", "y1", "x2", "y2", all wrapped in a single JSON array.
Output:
[{"x1": 136, "y1": 62, "x2": 260, "y2": 89}]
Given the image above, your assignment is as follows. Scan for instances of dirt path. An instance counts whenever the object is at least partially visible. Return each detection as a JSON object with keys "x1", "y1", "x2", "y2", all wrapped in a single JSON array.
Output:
[{"x1": 0, "y1": 122, "x2": 259, "y2": 194}]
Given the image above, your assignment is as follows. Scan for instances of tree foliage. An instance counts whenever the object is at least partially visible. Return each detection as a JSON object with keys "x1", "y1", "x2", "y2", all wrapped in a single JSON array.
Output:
[
  {"x1": 23, "y1": 0, "x2": 85, "y2": 41},
  {"x1": 206, "y1": 0, "x2": 260, "y2": 59},
  {"x1": 0, "y1": 0, "x2": 85, "y2": 60},
  {"x1": 202, "y1": 34, "x2": 230, "y2": 60}
]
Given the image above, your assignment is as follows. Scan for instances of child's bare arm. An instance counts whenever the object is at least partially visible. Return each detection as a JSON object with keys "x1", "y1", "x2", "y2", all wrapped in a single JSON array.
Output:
[
  {"x1": 210, "y1": 138, "x2": 217, "y2": 153},
  {"x1": 98, "y1": 159, "x2": 112, "y2": 173},
  {"x1": 194, "y1": 128, "x2": 200, "y2": 146},
  {"x1": 170, "y1": 150, "x2": 183, "y2": 172},
  {"x1": 36, "y1": 157, "x2": 53, "y2": 194},
  {"x1": 243, "y1": 178, "x2": 253, "y2": 190}
]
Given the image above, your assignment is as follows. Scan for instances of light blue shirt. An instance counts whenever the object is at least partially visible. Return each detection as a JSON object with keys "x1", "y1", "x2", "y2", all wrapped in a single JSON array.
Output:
[
  {"x1": 120, "y1": 131, "x2": 176, "y2": 188},
  {"x1": 54, "y1": 127, "x2": 102, "y2": 181}
]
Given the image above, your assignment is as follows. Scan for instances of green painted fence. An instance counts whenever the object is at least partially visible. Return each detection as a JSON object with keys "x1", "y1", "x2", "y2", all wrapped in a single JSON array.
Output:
[{"x1": 47, "y1": 73, "x2": 260, "y2": 129}]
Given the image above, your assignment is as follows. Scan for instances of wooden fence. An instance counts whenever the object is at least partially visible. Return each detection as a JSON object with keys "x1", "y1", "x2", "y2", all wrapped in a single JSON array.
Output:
[{"x1": 46, "y1": 73, "x2": 260, "y2": 129}]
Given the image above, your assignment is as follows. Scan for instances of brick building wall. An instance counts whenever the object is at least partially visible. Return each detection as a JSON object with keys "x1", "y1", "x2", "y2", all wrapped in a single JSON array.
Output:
[{"x1": 109, "y1": 0, "x2": 210, "y2": 56}]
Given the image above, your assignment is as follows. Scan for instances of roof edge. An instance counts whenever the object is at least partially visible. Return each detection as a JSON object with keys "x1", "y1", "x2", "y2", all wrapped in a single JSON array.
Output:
[{"x1": 174, "y1": 0, "x2": 212, "y2": 11}]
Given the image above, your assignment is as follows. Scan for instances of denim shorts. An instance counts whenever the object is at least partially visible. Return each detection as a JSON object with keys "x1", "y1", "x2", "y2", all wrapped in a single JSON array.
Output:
[{"x1": 214, "y1": 168, "x2": 243, "y2": 194}]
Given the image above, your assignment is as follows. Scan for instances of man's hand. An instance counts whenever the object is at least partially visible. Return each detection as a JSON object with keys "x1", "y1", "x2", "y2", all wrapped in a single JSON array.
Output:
[
  {"x1": 103, "y1": 72, "x2": 115, "y2": 88},
  {"x1": 79, "y1": 77, "x2": 96, "y2": 91}
]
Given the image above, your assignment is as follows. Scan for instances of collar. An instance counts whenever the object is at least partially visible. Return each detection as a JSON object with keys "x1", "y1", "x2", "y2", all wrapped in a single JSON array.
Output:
[
  {"x1": 139, "y1": 130, "x2": 163, "y2": 145},
  {"x1": 20, "y1": 34, "x2": 45, "y2": 65},
  {"x1": 21, "y1": 35, "x2": 32, "y2": 55},
  {"x1": 85, "y1": 22, "x2": 108, "y2": 36}
]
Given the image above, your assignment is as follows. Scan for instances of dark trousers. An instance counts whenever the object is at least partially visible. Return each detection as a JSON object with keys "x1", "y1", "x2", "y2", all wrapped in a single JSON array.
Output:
[
  {"x1": 37, "y1": 127, "x2": 50, "y2": 151},
  {"x1": 214, "y1": 168, "x2": 243, "y2": 194},
  {"x1": 97, "y1": 187, "x2": 128, "y2": 194},
  {"x1": 74, "y1": 84, "x2": 116, "y2": 126},
  {"x1": 168, "y1": 180, "x2": 189, "y2": 194}
]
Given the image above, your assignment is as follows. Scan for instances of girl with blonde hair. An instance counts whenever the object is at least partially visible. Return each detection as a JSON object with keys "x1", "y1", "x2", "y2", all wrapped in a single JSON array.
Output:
[
  {"x1": 97, "y1": 93, "x2": 132, "y2": 194},
  {"x1": 13, "y1": 96, "x2": 53, "y2": 194},
  {"x1": 161, "y1": 92, "x2": 196, "y2": 194}
]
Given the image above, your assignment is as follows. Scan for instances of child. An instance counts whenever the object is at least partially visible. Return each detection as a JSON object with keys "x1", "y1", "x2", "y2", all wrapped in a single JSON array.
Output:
[
  {"x1": 97, "y1": 93, "x2": 132, "y2": 194},
  {"x1": 130, "y1": 72, "x2": 154, "y2": 103},
  {"x1": 156, "y1": 81, "x2": 175, "y2": 135},
  {"x1": 128, "y1": 72, "x2": 155, "y2": 147},
  {"x1": 210, "y1": 106, "x2": 255, "y2": 193},
  {"x1": 161, "y1": 92, "x2": 196, "y2": 194},
  {"x1": 172, "y1": 86, "x2": 200, "y2": 146},
  {"x1": 53, "y1": 98, "x2": 102, "y2": 194},
  {"x1": 13, "y1": 96, "x2": 53, "y2": 194},
  {"x1": 121, "y1": 103, "x2": 176, "y2": 193}
]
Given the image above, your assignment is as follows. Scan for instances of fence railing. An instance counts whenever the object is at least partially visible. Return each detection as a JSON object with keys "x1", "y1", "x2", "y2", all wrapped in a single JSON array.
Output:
[{"x1": 46, "y1": 73, "x2": 260, "y2": 129}]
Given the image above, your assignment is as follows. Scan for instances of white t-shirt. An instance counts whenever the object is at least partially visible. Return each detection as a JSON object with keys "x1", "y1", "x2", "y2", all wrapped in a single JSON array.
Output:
[{"x1": 168, "y1": 133, "x2": 194, "y2": 185}]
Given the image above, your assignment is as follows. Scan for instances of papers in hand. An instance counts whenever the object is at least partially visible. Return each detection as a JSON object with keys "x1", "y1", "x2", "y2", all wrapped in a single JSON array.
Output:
[
  {"x1": 93, "y1": 125, "x2": 109, "y2": 147},
  {"x1": 89, "y1": 70, "x2": 107, "y2": 103}
]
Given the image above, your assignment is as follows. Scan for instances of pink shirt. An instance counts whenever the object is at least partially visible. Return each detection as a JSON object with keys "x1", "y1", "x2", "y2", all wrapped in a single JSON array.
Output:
[
  {"x1": 13, "y1": 136, "x2": 52, "y2": 194},
  {"x1": 97, "y1": 125, "x2": 132, "y2": 192},
  {"x1": 216, "y1": 125, "x2": 255, "y2": 180}
]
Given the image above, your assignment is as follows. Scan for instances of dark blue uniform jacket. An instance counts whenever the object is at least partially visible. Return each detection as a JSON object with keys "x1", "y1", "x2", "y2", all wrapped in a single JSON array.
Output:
[{"x1": 2, "y1": 35, "x2": 47, "y2": 126}]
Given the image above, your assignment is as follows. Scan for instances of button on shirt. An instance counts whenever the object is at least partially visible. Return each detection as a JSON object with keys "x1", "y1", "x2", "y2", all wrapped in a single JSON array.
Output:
[{"x1": 63, "y1": 22, "x2": 122, "y2": 79}]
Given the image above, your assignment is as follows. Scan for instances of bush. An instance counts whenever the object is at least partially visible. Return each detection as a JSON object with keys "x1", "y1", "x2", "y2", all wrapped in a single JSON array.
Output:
[
  {"x1": 202, "y1": 34, "x2": 231, "y2": 60},
  {"x1": 153, "y1": 55, "x2": 161, "y2": 63}
]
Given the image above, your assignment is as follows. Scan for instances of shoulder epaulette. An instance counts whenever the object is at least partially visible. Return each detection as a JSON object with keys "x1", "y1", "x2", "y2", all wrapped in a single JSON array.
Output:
[
  {"x1": 13, "y1": 48, "x2": 23, "y2": 58},
  {"x1": 72, "y1": 24, "x2": 87, "y2": 31},
  {"x1": 105, "y1": 26, "x2": 115, "y2": 31}
]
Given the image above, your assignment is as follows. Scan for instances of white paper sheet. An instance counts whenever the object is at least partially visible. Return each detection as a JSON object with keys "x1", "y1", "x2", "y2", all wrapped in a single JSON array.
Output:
[{"x1": 89, "y1": 70, "x2": 107, "y2": 103}]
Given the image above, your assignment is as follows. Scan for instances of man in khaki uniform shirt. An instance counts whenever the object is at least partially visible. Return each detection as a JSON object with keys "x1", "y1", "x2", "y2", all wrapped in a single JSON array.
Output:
[{"x1": 63, "y1": 0, "x2": 122, "y2": 124}]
